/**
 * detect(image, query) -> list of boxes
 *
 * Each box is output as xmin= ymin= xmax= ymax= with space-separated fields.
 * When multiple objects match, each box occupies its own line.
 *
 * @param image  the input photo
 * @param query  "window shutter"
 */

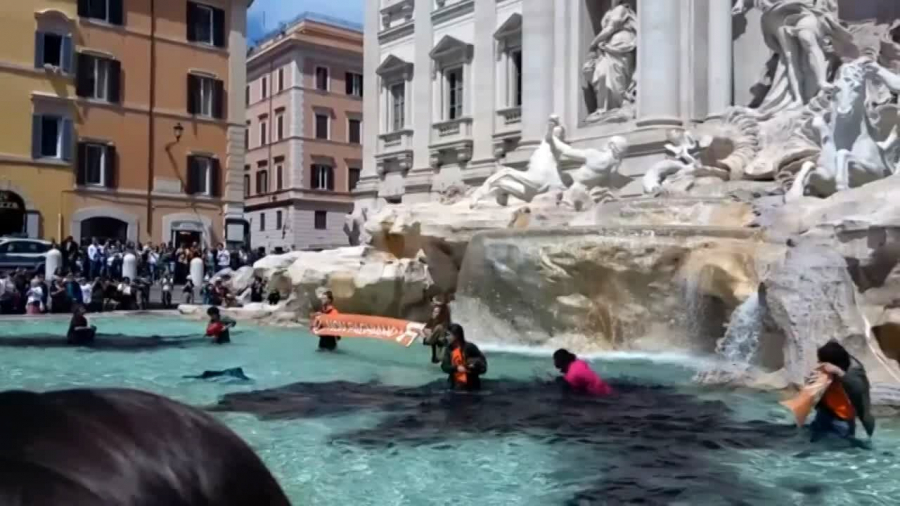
xmin=108 ymin=59 xmax=122 ymax=103
xmin=34 ymin=33 xmax=44 ymax=68
xmin=213 ymin=79 xmax=225 ymax=119
xmin=105 ymin=145 xmax=117 ymax=188
xmin=310 ymin=165 xmax=316 ymax=189
xmin=187 ymin=74 xmax=198 ymax=114
xmin=76 ymin=53 xmax=91 ymax=97
xmin=31 ymin=115 xmax=42 ymax=159
xmin=186 ymin=2 xmax=197 ymax=42
xmin=61 ymin=119 xmax=74 ymax=161
xmin=213 ymin=8 xmax=226 ymax=48
xmin=61 ymin=36 xmax=74 ymax=74
xmin=109 ymin=0 xmax=124 ymax=26
xmin=77 ymin=0 xmax=89 ymax=17
xmin=359 ymin=75 xmax=363 ymax=96
xmin=186 ymin=156 xmax=198 ymax=194
xmin=76 ymin=142 xmax=87 ymax=185
xmin=210 ymin=158 xmax=221 ymax=197
xmin=327 ymin=167 xmax=334 ymax=191
xmin=345 ymin=73 xmax=352 ymax=95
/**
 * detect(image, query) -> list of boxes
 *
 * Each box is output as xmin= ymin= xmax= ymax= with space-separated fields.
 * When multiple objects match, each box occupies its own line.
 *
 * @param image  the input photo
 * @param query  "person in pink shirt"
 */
xmin=553 ymin=349 xmax=613 ymax=396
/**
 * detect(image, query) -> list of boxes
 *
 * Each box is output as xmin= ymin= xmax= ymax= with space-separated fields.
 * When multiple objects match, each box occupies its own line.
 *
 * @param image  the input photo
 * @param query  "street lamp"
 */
xmin=174 ymin=123 xmax=184 ymax=143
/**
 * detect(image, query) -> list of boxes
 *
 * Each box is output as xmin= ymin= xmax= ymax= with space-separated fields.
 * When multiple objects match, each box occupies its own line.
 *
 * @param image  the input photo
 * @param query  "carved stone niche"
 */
xmin=579 ymin=0 xmax=638 ymax=125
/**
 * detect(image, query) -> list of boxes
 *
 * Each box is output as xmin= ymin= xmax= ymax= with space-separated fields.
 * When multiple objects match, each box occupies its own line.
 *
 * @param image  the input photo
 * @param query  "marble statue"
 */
xmin=470 ymin=116 xmax=566 ymax=208
xmin=787 ymin=58 xmax=900 ymax=201
xmin=583 ymin=2 xmax=637 ymax=124
xmin=344 ymin=206 xmax=369 ymax=246
xmin=642 ymin=129 xmax=735 ymax=196
xmin=733 ymin=0 xmax=855 ymax=114
xmin=553 ymin=133 xmax=629 ymax=211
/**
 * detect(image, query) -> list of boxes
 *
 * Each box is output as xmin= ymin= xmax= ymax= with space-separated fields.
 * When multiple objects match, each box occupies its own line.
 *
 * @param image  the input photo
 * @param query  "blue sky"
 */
xmin=248 ymin=0 xmax=365 ymax=43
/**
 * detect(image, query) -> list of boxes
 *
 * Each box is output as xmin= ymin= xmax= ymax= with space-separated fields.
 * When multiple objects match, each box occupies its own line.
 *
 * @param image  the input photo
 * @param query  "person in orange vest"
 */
xmin=811 ymin=341 xmax=874 ymax=443
xmin=311 ymin=290 xmax=342 ymax=351
xmin=440 ymin=324 xmax=487 ymax=391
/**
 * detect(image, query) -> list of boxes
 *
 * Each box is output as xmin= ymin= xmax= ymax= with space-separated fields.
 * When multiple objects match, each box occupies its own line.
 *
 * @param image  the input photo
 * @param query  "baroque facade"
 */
xmin=0 ymin=0 xmax=252 ymax=247
xmin=245 ymin=13 xmax=363 ymax=253
xmin=358 ymin=0 xmax=900 ymax=208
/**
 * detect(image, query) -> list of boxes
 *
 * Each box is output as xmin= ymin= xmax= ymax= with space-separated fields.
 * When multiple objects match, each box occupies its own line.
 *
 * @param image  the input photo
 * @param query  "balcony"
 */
xmin=493 ymin=106 xmax=522 ymax=159
xmin=431 ymin=117 xmax=472 ymax=145
xmin=378 ymin=128 xmax=414 ymax=155
xmin=380 ymin=0 xmax=414 ymax=41
xmin=433 ymin=0 xmax=474 ymax=25
xmin=496 ymin=106 xmax=521 ymax=128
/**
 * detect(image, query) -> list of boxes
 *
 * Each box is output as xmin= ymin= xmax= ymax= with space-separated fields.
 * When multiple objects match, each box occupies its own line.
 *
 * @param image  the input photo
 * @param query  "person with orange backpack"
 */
xmin=440 ymin=324 xmax=487 ymax=391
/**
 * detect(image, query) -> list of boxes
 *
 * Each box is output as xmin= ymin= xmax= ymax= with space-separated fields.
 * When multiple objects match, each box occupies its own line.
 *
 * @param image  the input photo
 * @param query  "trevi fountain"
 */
xmin=199 ymin=2 xmax=900 ymax=404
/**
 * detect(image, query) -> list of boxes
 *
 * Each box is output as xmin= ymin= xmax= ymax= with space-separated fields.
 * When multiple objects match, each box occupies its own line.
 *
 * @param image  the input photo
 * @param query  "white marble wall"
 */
xmin=359 ymin=0 xmax=819 ymax=205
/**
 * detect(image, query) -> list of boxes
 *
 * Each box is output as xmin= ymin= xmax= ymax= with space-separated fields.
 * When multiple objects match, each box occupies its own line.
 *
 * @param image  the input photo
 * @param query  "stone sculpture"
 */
xmin=553 ymin=133 xmax=629 ymax=211
xmin=787 ymin=58 xmax=900 ymax=201
xmin=733 ymin=0 xmax=854 ymax=114
xmin=642 ymin=130 xmax=732 ymax=195
xmin=470 ymin=116 xmax=566 ymax=208
xmin=583 ymin=2 xmax=637 ymax=124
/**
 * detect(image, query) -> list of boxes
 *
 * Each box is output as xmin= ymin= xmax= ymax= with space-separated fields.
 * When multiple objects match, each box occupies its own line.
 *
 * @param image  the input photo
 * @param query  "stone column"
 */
xmin=357 ymin=0 xmax=382 ymax=203
xmin=470 ymin=0 xmax=496 ymax=163
xmin=411 ymin=0 xmax=434 ymax=173
xmin=635 ymin=0 xmax=682 ymax=127
xmin=520 ymin=0 xmax=554 ymax=146
xmin=707 ymin=0 xmax=733 ymax=118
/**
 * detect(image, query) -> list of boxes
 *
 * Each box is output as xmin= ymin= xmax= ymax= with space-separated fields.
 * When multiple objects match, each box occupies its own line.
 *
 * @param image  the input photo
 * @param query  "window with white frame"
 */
xmin=348 ymin=118 xmax=361 ymax=144
xmin=278 ymin=68 xmax=285 ymax=92
xmin=310 ymin=164 xmax=333 ymax=191
xmin=390 ymin=82 xmax=405 ymax=132
xmin=315 ymin=66 xmax=329 ymax=91
xmin=261 ymin=76 xmax=268 ymax=99
xmin=260 ymin=119 xmax=268 ymax=146
xmin=187 ymin=2 xmax=224 ymax=47
xmin=345 ymin=72 xmax=363 ymax=97
xmin=256 ymin=169 xmax=268 ymax=195
xmin=36 ymin=31 xmax=73 ymax=71
xmin=315 ymin=113 xmax=329 ymax=140
xmin=445 ymin=67 xmax=464 ymax=120
xmin=78 ymin=54 xmax=112 ymax=101
xmin=276 ymin=113 xmax=285 ymax=141
xmin=34 ymin=114 xmax=72 ymax=160
xmin=510 ymin=49 xmax=523 ymax=107
xmin=243 ymin=174 xmax=250 ymax=197
xmin=314 ymin=211 xmax=327 ymax=230
xmin=84 ymin=143 xmax=107 ymax=186
xmin=275 ymin=162 xmax=284 ymax=190
xmin=191 ymin=156 xmax=212 ymax=195
xmin=187 ymin=75 xmax=219 ymax=117
xmin=80 ymin=0 xmax=124 ymax=25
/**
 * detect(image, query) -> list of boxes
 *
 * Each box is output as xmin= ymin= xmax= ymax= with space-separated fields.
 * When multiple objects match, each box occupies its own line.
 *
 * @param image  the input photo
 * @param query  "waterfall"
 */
xmin=716 ymin=292 xmax=763 ymax=367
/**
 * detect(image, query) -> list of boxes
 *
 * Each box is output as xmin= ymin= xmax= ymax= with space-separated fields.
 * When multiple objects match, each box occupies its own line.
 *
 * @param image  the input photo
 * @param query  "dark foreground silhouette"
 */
xmin=0 ymin=388 xmax=290 ymax=506
xmin=185 ymin=367 xmax=252 ymax=382
xmin=210 ymin=379 xmax=832 ymax=505
xmin=0 ymin=333 xmax=206 ymax=351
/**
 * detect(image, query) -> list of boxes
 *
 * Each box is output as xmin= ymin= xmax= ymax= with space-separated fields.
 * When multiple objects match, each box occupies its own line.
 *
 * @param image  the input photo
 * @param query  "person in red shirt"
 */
xmin=553 ymin=349 xmax=613 ymax=396
xmin=310 ymin=291 xmax=341 ymax=351
xmin=205 ymin=307 xmax=236 ymax=345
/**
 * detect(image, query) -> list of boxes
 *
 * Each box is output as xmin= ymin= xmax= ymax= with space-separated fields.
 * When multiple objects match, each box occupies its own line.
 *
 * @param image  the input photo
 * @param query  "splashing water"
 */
xmin=716 ymin=292 xmax=763 ymax=368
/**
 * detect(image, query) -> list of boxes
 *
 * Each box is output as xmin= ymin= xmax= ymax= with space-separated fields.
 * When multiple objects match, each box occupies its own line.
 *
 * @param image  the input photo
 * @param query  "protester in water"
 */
xmin=0 ymin=388 xmax=290 ymax=505
xmin=205 ymin=306 xmax=236 ymax=345
xmin=67 ymin=304 xmax=96 ymax=345
xmin=441 ymin=324 xmax=487 ymax=391
xmin=553 ymin=349 xmax=613 ymax=396
xmin=311 ymin=290 xmax=342 ymax=351
xmin=422 ymin=296 xmax=451 ymax=364
xmin=810 ymin=341 xmax=875 ymax=442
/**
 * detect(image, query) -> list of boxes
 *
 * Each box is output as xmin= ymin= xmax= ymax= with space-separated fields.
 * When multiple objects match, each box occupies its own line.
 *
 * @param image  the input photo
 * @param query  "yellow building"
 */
xmin=0 ymin=0 xmax=78 ymax=239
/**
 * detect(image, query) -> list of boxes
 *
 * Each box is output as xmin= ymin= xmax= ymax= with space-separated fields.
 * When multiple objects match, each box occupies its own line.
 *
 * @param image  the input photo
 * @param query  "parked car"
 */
xmin=0 ymin=237 xmax=51 ymax=273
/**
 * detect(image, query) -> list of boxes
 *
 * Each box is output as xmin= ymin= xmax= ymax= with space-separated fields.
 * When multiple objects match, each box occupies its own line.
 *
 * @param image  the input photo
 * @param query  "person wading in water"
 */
xmin=311 ymin=290 xmax=342 ymax=351
xmin=421 ymin=296 xmax=451 ymax=364
xmin=441 ymin=324 xmax=487 ymax=391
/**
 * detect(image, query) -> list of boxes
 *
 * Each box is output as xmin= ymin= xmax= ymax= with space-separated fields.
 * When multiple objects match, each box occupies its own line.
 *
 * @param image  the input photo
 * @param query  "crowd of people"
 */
xmin=0 ymin=237 xmax=263 ymax=315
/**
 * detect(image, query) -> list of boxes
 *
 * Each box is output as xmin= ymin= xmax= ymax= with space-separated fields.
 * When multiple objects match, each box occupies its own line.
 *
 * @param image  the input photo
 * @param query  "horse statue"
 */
xmin=470 ymin=116 xmax=567 ymax=208
xmin=787 ymin=58 xmax=900 ymax=201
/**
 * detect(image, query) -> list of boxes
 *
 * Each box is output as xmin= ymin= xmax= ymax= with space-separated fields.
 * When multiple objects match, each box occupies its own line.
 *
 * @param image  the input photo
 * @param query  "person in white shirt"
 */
xmin=148 ymin=248 xmax=160 ymax=281
xmin=216 ymin=244 xmax=231 ymax=273
xmin=87 ymin=239 xmax=100 ymax=279
xmin=161 ymin=275 xmax=173 ymax=308
xmin=26 ymin=280 xmax=44 ymax=315
xmin=80 ymin=279 xmax=93 ymax=310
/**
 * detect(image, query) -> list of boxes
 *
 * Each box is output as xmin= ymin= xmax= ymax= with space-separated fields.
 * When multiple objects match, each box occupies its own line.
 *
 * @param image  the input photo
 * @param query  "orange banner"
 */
xmin=311 ymin=313 xmax=426 ymax=347
xmin=780 ymin=371 xmax=832 ymax=427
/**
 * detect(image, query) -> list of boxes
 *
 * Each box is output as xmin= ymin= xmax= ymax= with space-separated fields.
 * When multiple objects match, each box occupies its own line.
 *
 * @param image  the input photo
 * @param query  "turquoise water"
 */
xmin=1 ymin=315 xmax=899 ymax=505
